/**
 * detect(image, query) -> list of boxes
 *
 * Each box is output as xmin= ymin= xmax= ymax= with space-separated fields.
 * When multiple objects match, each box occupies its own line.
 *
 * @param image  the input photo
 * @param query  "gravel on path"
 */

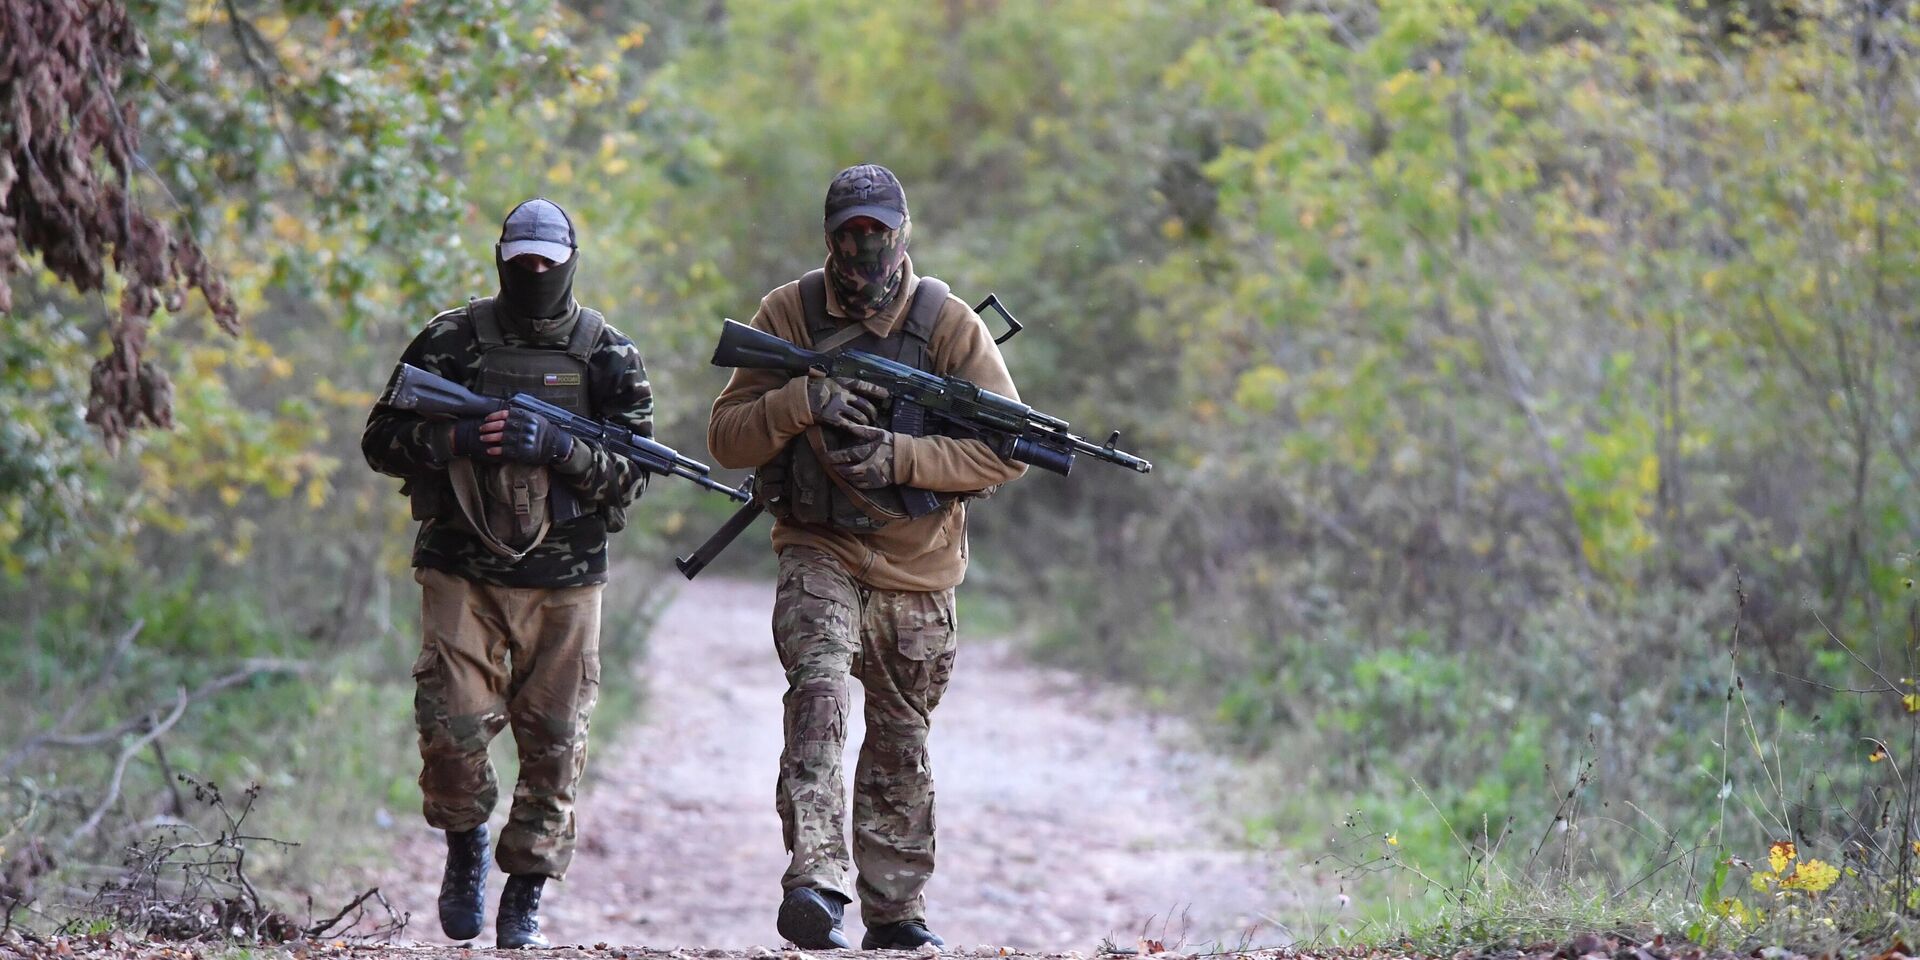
xmin=376 ymin=576 xmax=1295 ymax=954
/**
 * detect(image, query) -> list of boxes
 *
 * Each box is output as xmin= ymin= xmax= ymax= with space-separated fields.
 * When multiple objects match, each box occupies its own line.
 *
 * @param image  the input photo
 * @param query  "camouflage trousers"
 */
xmin=411 ymin=566 xmax=603 ymax=880
xmin=773 ymin=547 xmax=958 ymax=926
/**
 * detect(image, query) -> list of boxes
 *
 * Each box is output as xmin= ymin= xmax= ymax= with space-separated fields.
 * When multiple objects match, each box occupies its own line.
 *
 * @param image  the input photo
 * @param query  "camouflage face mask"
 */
xmin=825 ymin=219 xmax=910 ymax=320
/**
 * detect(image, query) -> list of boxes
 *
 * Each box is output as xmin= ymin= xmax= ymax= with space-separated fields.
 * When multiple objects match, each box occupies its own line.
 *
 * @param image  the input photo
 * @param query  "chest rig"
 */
xmin=760 ymin=270 xmax=955 ymax=531
xmin=411 ymin=297 xmax=606 ymax=559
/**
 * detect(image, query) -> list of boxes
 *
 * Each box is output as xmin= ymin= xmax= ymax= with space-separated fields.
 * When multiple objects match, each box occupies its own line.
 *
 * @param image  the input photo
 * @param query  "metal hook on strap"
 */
xmin=973 ymin=294 xmax=1023 ymax=345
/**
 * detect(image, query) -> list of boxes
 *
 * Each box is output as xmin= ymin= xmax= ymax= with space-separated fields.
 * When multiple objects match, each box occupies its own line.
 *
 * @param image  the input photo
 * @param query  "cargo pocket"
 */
xmin=773 ymin=556 xmax=858 ymax=669
xmin=893 ymin=589 xmax=956 ymax=659
xmin=577 ymin=646 xmax=603 ymax=724
xmin=893 ymin=591 xmax=957 ymax=708
xmin=410 ymin=643 xmax=442 ymax=681
xmin=410 ymin=644 xmax=449 ymax=742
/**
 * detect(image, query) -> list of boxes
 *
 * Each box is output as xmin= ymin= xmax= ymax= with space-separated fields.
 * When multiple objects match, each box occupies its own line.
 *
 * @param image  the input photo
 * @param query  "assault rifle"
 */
xmin=675 ymin=309 xmax=1151 ymax=579
xmin=382 ymin=363 xmax=750 ymax=503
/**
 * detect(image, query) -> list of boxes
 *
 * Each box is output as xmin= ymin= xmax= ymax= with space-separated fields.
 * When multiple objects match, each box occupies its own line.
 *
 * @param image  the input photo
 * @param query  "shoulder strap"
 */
xmin=799 ymin=269 xmax=870 ymax=355
xmin=801 ymin=271 xmax=945 ymax=352
xmin=798 ymin=269 xmax=831 ymax=343
xmin=565 ymin=307 xmax=604 ymax=362
xmin=467 ymin=297 xmax=506 ymax=350
xmin=901 ymin=277 xmax=948 ymax=345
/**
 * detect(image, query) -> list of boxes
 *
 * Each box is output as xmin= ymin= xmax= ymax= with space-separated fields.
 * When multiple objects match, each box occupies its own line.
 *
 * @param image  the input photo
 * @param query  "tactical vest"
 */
xmin=407 ymin=297 xmax=612 ymax=558
xmin=759 ymin=270 xmax=956 ymax=531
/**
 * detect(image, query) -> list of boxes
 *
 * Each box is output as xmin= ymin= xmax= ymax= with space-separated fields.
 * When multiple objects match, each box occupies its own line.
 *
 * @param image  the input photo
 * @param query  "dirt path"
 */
xmin=378 ymin=576 xmax=1293 ymax=953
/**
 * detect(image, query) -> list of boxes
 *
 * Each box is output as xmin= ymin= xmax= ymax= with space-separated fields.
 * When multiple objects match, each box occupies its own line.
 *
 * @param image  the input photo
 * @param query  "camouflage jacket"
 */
xmin=362 ymin=302 xmax=654 ymax=588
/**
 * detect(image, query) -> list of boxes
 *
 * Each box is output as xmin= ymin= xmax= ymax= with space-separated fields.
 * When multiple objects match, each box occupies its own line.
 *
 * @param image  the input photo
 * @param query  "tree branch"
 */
xmin=0 ymin=620 xmax=144 ymax=778
xmin=62 ymin=688 xmax=190 ymax=851
xmin=6 ymin=659 xmax=309 ymax=766
xmin=220 ymin=0 xmax=314 ymax=192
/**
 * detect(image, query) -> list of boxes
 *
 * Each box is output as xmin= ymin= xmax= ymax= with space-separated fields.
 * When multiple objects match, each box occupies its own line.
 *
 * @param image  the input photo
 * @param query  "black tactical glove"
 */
xmin=828 ymin=422 xmax=897 ymax=489
xmin=808 ymin=376 xmax=889 ymax=430
xmin=436 ymin=416 xmax=498 ymax=463
xmin=497 ymin=408 xmax=575 ymax=465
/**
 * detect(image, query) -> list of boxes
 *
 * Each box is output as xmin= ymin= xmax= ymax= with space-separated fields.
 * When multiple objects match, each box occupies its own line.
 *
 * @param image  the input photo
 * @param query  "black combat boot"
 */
xmin=776 ymin=887 xmax=851 ymax=950
xmin=496 ymin=874 xmax=550 ymax=949
xmin=437 ymin=825 xmax=489 ymax=941
xmin=863 ymin=920 xmax=945 ymax=952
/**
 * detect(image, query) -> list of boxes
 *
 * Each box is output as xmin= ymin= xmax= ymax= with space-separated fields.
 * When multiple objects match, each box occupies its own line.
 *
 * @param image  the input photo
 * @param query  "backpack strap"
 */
xmin=798 ymin=269 xmax=832 ymax=344
xmin=564 ymin=307 xmax=605 ymax=362
xmin=801 ymin=270 xmax=946 ymax=354
xmin=888 ymin=276 xmax=948 ymax=373
xmin=894 ymin=277 xmax=954 ymax=519
xmin=900 ymin=277 xmax=948 ymax=346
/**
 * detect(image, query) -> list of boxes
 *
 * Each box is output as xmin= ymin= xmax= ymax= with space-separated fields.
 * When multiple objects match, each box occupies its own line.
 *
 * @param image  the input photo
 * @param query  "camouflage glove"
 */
xmin=497 ymin=408 xmax=575 ymax=465
xmin=828 ymin=422 xmax=896 ymax=489
xmin=808 ymin=376 xmax=889 ymax=430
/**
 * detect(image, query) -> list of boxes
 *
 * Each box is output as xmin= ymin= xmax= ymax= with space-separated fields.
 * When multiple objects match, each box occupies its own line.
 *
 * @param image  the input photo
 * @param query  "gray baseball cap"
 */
xmin=824 ymin=164 xmax=908 ymax=232
xmin=497 ymin=198 xmax=576 ymax=264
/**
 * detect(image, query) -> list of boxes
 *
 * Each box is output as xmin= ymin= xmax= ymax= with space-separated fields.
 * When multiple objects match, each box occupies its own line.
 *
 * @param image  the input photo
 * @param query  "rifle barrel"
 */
xmin=1074 ymin=436 xmax=1153 ymax=473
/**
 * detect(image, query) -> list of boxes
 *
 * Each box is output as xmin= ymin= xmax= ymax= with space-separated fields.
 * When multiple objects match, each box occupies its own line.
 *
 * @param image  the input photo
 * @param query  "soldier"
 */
xmin=362 ymin=198 xmax=653 ymax=949
xmin=708 ymin=164 xmax=1027 ymax=951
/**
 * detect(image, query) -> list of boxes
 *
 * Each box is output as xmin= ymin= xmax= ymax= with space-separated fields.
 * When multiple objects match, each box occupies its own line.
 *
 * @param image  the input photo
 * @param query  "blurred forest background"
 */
xmin=9 ymin=0 xmax=1920 ymax=946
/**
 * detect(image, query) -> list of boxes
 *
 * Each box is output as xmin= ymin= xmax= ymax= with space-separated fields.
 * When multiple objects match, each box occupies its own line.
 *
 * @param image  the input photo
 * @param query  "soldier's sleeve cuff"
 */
xmin=891 ymin=432 xmax=919 ymax=486
xmin=423 ymin=422 xmax=454 ymax=468
xmin=554 ymin=437 xmax=595 ymax=475
xmin=768 ymin=376 xmax=814 ymax=436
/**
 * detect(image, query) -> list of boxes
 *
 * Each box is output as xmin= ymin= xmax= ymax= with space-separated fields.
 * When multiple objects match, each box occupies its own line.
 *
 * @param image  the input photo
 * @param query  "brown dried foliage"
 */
xmin=1 ymin=0 xmax=239 ymax=451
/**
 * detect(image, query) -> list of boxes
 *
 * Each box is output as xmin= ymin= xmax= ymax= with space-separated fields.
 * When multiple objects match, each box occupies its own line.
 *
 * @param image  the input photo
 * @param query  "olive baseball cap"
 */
xmin=824 ymin=164 xmax=908 ymax=231
xmin=497 ymin=197 xmax=576 ymax=264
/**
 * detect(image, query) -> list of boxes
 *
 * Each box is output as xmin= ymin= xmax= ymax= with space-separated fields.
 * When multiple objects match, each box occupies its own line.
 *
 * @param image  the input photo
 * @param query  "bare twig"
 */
xmin=1813 ymin=610 xmax=1904 ymax=698
xmin=18 ymin=659 xmax=309 ymax=754
xmin=220 ymin=0 xmax=314 ymax=192
xmin=63 ymin=688 xmax=189 ymax=851
xmin=1770 ymin=670 xmax=1900 ymax=695
xmin=82 ymin=48 xmax=135 ymax=254
xmin=306 ymin=888 xmax=382 ymax=939
xmin=149 ymin=739 xmax=185 ymax=817
xmin=1698 ymin=569 xmax=1746 ymax=898
xmin=1 ymin=620 xmax=144 ymax=777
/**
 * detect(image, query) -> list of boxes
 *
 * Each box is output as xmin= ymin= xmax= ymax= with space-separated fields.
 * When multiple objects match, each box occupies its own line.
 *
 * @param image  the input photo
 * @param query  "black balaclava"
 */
xmin=495 ymin=198 xmax=580 ymax=337
xmin=496 ymin=254 xmax=579 ymax=335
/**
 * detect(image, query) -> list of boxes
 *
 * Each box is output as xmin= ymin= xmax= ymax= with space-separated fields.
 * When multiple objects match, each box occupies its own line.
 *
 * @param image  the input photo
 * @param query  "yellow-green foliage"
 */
xmin=10 ymin=0 xmax=1920 ymax=937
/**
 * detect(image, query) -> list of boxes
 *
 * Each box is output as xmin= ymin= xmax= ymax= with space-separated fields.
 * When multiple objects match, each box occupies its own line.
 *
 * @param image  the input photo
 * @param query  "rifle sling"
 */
xmin=447 ymin=458 xmax=551 ymax=561
xmin=796 ymin=311 xmax=910 ymax=525
xmin=812 ymin=319 xmax=870 ymax=354
xmin=804 ymin=425 xmax=909 ymax=523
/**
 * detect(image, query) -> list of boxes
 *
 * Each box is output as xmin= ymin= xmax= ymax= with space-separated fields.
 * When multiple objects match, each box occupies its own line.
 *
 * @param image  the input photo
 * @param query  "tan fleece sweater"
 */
xmin=707 ymin=260 xmax=1027 ymax=591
